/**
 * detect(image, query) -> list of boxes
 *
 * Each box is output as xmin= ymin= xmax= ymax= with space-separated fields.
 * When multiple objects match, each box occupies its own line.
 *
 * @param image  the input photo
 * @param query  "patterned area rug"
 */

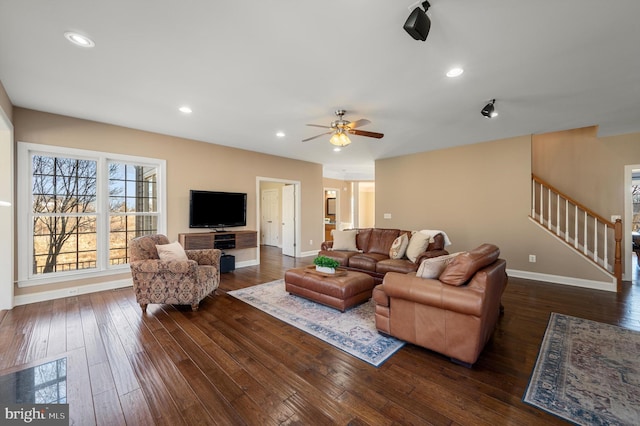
xmin=227 ymin=279 xmax=404 ymax=367
xmin=524 ymin=312 xmax=640 ymax=425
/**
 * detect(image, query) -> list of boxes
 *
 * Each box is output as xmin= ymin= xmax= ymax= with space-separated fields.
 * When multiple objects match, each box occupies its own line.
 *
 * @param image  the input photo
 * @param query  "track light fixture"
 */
xmin=404 ymin=1 xmax=431 ymax=41
xmin=481 ymin=99 xmax=498 ymax=118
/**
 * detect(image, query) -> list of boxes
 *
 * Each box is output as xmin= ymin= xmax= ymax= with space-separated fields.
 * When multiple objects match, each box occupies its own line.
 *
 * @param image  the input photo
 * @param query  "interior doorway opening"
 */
xmin=257 ymin=177 xmax=301 ymax=260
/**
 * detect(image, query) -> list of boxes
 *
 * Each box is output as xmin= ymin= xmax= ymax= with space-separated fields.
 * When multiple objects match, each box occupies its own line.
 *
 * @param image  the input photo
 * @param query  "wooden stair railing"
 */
xmin=531 ymin=174 xmax=622 ymax=290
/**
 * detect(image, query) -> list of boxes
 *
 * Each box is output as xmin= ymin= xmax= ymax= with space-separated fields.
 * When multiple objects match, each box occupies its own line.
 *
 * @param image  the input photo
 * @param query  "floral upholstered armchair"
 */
xmin=129 ymin=234 xmax=221 ymax=313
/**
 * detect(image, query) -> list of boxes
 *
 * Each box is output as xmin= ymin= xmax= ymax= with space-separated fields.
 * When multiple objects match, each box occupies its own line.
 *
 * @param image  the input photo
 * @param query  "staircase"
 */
xmin=531 ymin=174 xmax=622 ymax=290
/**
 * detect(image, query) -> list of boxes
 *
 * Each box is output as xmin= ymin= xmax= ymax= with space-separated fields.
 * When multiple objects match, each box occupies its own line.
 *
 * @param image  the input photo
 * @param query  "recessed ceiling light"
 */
xmin=446 ymin=67 xmax=464 ymax=78
xmin=333 ymin=147 xmax=341 ymax=152
xmin=276 ymin=131 xmax=285 ymax=138
xmin=64 ymin=31 xmax=95 ymax=48
xmin=179 ymin=106 xmax=192 ymax=114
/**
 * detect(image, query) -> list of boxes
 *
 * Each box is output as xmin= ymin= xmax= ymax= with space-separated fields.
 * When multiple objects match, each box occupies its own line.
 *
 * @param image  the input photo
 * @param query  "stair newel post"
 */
xmin=614 ymin=218 xmax=622 ymax=291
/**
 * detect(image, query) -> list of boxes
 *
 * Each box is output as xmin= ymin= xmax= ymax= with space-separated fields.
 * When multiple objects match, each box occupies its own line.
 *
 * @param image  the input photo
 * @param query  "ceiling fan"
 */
xmin=302 ymin=110 xmax=384 ymax=147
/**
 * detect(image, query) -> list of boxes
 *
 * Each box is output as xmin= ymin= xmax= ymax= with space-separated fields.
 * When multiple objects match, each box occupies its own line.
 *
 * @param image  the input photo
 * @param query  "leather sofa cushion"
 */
xmin=367 ymin=229 xmax=401 ymax=255
xmin=439 ymin=243 xmax=500 ymax=286
xmin=376 ymin=258 xmax=419 ymax=275
xmin=356 ymin=229 xmax=372 ymax=251
xmin=349 ymin=253 xmax=389 ymax=272
xmin=316 ymin=250 xmax=359 ymax=267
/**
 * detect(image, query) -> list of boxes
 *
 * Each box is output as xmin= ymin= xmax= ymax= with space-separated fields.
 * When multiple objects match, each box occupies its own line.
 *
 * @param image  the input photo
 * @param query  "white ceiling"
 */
xmin=1 ymin=1 xmax=639 ymax=180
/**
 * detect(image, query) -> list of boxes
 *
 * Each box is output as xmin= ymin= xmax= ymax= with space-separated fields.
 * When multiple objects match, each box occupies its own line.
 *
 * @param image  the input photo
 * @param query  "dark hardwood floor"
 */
xmin=1 ymin=247 xmax=639 ymax=425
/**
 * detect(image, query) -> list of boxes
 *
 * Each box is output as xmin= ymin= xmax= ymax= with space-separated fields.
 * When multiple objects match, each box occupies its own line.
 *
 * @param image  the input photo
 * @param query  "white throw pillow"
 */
xmin=405 ymin=232 xmax=430 ymax=262
xmin=332 ymin=230 xmax=358 ymax=251
xmin=156 ymin=241 xmax=188 ymax=261
xmin=416 ymin=252 xmax=462 ymax=279
xmin=389 ymin=233 xmax=409 ymax=259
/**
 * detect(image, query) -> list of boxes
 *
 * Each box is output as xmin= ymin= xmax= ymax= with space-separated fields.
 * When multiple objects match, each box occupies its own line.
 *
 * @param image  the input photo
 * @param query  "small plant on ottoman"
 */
xmin=313 ymin=255 xmax=340 ymax=274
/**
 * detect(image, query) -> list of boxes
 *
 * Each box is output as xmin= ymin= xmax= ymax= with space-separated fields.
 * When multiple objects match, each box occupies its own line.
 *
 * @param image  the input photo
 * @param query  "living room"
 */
xmin=1 ymin=1 xmax=640 ymax=424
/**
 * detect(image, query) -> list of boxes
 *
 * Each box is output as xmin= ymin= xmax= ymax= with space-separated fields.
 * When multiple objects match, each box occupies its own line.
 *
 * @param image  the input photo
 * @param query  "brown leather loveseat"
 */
xmin=318 ymin=228 xmax=449 ymax=284
xmin=373 ymin=243 xmax=508 ymax=366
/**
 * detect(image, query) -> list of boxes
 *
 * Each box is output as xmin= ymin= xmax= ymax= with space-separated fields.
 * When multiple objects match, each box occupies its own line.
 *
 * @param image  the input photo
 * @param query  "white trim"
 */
xmin=0 ymin=106 xmax=14 ymax=310
xmin=236 ymin=259 xmax=259 ymax=268
xmin=17 ymin=142 xmax=167 ymax=286
xmin=300 ymin=250 xmax=319 ymax=258
xmin=13 ymin=278 xmax=133 ymax=306
xmin=507 ymin=268 xmax=617 ymax=292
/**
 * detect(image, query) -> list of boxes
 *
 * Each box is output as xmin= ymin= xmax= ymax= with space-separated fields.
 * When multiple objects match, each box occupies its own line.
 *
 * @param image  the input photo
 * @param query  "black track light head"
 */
xmin=481 ymin=99 xmax=498 ymax=118
xmin=404 ymin=1 xmax=431 ymax=41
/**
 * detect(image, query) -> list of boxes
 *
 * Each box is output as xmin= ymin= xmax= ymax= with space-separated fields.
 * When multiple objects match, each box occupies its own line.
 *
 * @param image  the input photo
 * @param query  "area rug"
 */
xmin=227 ymin=279 xmax=404 ymax=367
xmin=523 ymin=312 xmax=640 ymax=425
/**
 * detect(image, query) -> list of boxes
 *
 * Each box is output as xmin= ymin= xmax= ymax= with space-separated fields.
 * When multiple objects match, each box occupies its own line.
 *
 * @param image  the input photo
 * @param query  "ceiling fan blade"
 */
xmin=306 ymin=124 xmax=331 ymax=129
xmin=348 ymin=129 xmax=384 ymax=139
xmin=347 ymin=119 xmax=371 ymax=129
xmin=302 ymin=131 xmax=332 ymax=142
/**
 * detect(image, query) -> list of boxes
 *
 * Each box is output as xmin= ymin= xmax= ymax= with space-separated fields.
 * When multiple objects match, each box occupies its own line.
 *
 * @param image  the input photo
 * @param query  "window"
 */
xmin=18 ymin=143 xmax=166 ymax=286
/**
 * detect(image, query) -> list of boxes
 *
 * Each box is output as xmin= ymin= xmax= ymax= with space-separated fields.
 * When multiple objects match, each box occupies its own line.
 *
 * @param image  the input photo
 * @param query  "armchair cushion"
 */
xmin=439 ymin=243 xmax=500 ymax=286
xmin=156 ymin=241 xmax=188 ymax=261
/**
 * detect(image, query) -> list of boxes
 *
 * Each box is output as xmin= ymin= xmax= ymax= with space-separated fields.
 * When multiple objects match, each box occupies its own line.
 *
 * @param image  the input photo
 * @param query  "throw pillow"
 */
xmin=416 ymin=253 xmax=461 ymax=279
xmin=389 ymin=233 xmax=409 ymax=259
xmin=331 ymin=230 xmax=358 ymax=251
xmin=156 ymin=241 xmax=188 ymax=261
xmin=405 ymin=232 xmax=430 ymax=262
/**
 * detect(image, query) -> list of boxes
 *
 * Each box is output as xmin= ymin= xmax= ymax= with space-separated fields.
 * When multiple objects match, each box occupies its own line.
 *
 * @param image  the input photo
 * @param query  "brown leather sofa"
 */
xmin=318 ymin=228 xmax=449 ymax=284
xmin=373 ymin=243 xmax=508 ymax=366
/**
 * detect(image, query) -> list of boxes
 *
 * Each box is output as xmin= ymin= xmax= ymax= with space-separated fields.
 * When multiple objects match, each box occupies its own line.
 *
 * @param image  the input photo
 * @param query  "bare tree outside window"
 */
xmin=32 ymin=155 xmax=98 ymax=274
xmin=31 ymin=155 xmax=159 ymax=275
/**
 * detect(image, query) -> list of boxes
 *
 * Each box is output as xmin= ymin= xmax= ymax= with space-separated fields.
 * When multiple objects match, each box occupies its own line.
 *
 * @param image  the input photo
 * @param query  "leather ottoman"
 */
xmin=284 ymin=266 xmax=375 ymax=312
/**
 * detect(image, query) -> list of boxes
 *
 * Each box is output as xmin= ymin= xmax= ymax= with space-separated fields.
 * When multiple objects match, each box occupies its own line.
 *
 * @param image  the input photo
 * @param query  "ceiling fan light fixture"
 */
xmin=481 ymin=99 xmax=498 ymax=118
xmin=330 ymin=131 xmax=351 ymax=147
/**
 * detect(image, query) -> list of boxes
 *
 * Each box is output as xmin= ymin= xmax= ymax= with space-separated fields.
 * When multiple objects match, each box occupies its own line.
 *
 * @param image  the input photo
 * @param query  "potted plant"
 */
xmin=313 ymin=255 xmax=340 ymax=274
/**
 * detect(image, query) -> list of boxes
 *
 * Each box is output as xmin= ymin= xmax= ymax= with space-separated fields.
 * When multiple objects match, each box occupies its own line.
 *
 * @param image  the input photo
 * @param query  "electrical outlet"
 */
xmin=611 ymin=215 xmax=622 ymax=222
xmin=529 ymin=254 xmax=537 ymax=263
xmin=309 ymin=239 xmax=313 ymax=245
xmin=383 ymin=213 xmax=392 ymax=219
xmin=67 ymin=288 xmax=79 ymax=295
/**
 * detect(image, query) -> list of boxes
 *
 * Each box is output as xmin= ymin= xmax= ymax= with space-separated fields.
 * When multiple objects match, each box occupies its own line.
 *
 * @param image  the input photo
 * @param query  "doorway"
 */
xmin=625 ymin=165 xmax=640 ymax=283
xmin=257 ymin=177 xmax=301 ymax=259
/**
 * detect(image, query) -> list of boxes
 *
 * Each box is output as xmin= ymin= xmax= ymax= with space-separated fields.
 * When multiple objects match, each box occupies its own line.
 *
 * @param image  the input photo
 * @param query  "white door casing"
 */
xmin=282 ymin=184 xmax=295 ymax=257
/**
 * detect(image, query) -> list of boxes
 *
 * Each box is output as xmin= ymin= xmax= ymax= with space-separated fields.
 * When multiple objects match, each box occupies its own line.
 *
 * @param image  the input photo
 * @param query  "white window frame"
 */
xmin=17 ymin=142 xmax=167 ymax=287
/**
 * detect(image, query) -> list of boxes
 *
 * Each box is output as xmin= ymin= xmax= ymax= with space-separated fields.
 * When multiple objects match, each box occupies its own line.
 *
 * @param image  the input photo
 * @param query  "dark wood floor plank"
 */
xmin=2 ymin=246 xmax=637 ymax=425
xmin=46 ymin=297 xmax=67 ymax=357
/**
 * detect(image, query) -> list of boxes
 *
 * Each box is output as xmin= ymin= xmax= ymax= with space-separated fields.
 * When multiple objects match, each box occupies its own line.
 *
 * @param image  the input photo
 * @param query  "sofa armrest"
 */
xmin=372 ymin=284 xmax=389 ymax=307
xmin=185 ymin=248 xmax=221 ymax=266
xmin=320 ymin=241 xmax=334 ymax=251
xmin=415 ymin=249 xmax=449 ymax=265
xmin=382 ymin=272 xmax=484 ymax=317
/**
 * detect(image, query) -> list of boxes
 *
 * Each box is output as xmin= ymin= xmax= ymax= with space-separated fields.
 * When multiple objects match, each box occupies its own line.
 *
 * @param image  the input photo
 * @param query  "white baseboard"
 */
xmin=13 ymin=278 xmax=133 ymax=306
xmin=236 ymin=259 xmax=259 ymax=268
xmin=300 ymin=250 xmax=320 ymax=258
xmin=506 ymin=268 xmax=617 ymax=292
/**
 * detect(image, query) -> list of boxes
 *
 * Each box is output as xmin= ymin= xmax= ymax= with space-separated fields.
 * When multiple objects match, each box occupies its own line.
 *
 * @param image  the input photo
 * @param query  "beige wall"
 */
xmin=376 ymin=134 xmax=612 ymax=283
xmin=13 ymin=108 xmax=324 ymax=296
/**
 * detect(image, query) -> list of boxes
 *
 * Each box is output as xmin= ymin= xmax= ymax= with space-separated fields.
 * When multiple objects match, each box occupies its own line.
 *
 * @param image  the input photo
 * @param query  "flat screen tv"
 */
xmin=189 ymin=190 xmax=247 ymax=229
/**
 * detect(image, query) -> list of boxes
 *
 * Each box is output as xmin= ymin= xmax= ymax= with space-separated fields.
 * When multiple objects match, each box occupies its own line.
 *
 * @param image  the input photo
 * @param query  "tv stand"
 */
xmin=179 ymin=230 xmax=257 ymax=251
